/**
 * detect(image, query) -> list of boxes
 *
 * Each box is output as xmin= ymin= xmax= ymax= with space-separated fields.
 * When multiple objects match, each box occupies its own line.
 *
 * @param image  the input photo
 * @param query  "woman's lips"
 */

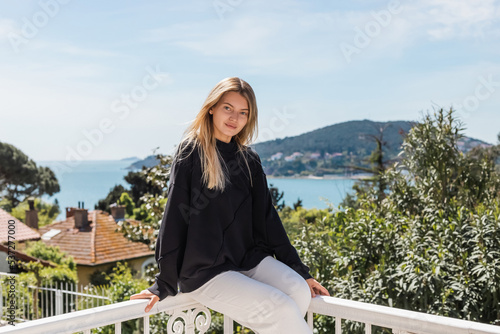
xmin=226 ymin=123 xmax=236 ymax=129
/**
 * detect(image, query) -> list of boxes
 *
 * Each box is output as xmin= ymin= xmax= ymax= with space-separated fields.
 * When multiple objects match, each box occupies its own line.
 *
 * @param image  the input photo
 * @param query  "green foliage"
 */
xmin=12 ymin=241 xmax=78 ymax=320
xmin=117 ymin=153 xmax=172 ymax=251
xmin=89 ymin=265 xmax=115 ymax=286
xmin=293 ymin=198 xmax=303 ymax=210
xmin=95 ymin=184 xmax=128 ymax=212
xmin=0 ymin=141 xmax=60 ymax=208
xmin=105 ymin=262 xmax=148 ymax=302
xmin=19 ymin=241 xmax=78 ymax=286
xmin=24 ymin=240 xmax=76 ymax=272
xmin=9 ymin=197 xmax=60 ymax=227
xmin=92 ymin=262 xmax=152 ymax=334
xmin=124 ymin=169 xmax=163 ymax=205
xmin=289 ymin=108 xmax=500 ymax=332
xmin=119 ymin=192 xmax=135 ymax=217
xmin=269 ymin=183 xmax=285 ymax=211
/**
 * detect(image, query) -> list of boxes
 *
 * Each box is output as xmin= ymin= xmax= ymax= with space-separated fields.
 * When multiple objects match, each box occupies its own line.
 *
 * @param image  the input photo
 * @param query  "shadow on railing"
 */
xmin=1 ymin=294 xmax=500 ymax=334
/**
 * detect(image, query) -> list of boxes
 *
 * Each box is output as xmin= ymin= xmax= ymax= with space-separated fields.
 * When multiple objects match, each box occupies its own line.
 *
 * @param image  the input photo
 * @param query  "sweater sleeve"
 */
xmin=147 ymin=154 xmax=192 ymax=301
xmin=250 ymin=152 xmax=313 ymax=280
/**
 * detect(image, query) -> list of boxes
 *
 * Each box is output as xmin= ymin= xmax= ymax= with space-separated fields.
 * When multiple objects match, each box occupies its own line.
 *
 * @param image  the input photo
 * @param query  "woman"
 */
xmin=131 ymin=77 xmax=329 ymax=333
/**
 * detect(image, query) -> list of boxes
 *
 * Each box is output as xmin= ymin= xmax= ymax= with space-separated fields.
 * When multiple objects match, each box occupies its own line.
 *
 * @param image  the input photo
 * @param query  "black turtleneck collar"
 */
xmin=216 ymin=137 xmax=237 ymax=153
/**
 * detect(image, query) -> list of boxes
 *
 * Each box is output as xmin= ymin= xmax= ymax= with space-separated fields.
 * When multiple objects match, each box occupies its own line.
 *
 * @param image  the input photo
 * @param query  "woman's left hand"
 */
xmin=306 ymin=278 xmax=330 ymax=298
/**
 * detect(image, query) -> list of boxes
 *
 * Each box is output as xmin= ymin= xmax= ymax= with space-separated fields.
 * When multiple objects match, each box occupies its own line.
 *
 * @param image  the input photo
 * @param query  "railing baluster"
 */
xmin=223 ymin=314 xmax=233 ymax=334
xmin=0 ymin=283 xmax=3 ymax=319
xmin=45 ymin=283 xmax=54 ymax=317
xmin=115 ymin=321 xmax=121 ymax=333
xmin=143 ymin=315 xmax=150 ymax=334
xmin=307 ymin=311 xmax=313 ymax=331
xmin=50 ymin=283 xmax=53 ymax=317
xmin=365 ymin=322 xmax=372 ymax=334
xmin=26 ymin=283 xmax=30 ymax=320
xmin=65 ymin=282 xmax=68 ymax=313
xmin=335 ymin=316 xmax=341 ymax=334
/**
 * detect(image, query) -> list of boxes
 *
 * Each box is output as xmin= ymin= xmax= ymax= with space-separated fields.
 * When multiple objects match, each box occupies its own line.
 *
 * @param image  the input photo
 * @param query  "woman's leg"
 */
xmin=241 ymin=256 xmax=312 ymax=316
xmin=187 ymin=269 xmax=312 ymax=334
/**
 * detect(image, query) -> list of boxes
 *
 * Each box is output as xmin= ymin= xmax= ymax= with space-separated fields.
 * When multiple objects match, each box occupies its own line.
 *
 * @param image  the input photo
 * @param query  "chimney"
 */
xmin=74 ymin=201 xmax=90 ymax=231
xmin=25 ymin=197 xmax=39 ymax=229
xmin=110 ymin=203 xmax=125 ymax=221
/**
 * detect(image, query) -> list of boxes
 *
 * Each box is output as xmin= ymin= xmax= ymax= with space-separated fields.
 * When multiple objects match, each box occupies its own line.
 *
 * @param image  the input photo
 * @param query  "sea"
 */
xmin=38 ymin=160 xmax=357 ymax=221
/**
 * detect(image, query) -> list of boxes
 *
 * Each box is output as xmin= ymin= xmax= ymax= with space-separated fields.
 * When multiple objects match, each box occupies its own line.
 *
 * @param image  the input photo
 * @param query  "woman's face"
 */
xmin=210 ymin=91 xmax=249 ymax=143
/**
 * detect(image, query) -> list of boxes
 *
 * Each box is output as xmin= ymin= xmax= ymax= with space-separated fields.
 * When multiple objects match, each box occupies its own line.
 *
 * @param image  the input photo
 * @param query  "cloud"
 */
xmin=414 ymin=0 xmax=500 ymax=40
xmin=58 ymin=45 xmax=123 ymax=58
xmin=0 ymin=18 xmax=19 ymax=41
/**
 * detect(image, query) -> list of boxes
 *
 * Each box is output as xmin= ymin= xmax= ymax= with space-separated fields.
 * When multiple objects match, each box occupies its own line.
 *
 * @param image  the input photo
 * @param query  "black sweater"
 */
xmin=147 ymin=137 xmax=312 ymax=301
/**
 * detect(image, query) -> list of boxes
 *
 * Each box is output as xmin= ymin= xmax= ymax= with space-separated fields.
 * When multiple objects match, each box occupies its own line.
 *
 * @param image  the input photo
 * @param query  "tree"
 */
xmin=293 ymin=198 xmax=303 ymax=210
xmin=292 ymin=108 xmax=500 ymax=332
xmin=269 ymin=183 xmax=285 ymax=211
xmin=393 ymin=108 xmax=500 ymax=212
xmin=343 ymin=124 xmax=404 ymax=207
xmin=95 ymin=161 xmax=165 ymax=214
xmin=118 ymin=192 xmax=135 ymax=217
xmin=124 ymin=169 xmax=163 ymax=206
xmin=17 ymin=241 xmax=78 ymax=319
xmin=10 ymin=197 xmax=60 ymax=227
xmin=0 ymin=142 xmax=60 ymax=208
xmin=95 ymin=184 xmax=128 ymax=212
xmin=117 ymin=153 xmax=172 ymax=248
xmin=467 ymin=132 xmax=500 ymax=174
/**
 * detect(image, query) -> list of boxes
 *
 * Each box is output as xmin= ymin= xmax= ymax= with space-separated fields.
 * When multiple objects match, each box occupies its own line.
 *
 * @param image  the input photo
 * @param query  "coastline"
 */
xmin=267 ymin=173 xmax=372 ymax=180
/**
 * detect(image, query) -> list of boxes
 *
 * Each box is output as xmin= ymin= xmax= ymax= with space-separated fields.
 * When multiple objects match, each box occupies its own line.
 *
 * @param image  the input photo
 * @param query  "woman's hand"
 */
xmin=130 ymin=289 xmax=160 ymax=313
xmin=306 ymin=278 xmax=330 ymax=298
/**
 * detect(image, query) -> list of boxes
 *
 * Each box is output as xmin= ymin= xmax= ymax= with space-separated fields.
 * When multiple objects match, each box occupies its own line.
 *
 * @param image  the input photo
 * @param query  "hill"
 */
xmin=126 ymin=120 xmax=492 ymax=176
xmin=252 ymin=120 xmax=413 ymax=160
xmin=250 ymin=120 xmax=491 ymax=177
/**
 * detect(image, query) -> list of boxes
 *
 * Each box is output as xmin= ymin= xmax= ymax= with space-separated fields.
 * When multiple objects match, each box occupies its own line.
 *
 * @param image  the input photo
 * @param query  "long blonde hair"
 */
xmin=175 ymin=77 xmax=259 ymax=191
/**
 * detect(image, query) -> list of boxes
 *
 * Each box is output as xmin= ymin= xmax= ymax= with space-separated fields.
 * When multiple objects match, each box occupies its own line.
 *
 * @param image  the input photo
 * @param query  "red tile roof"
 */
xmin=38 ymin=210 xmax=154 ymax=266
xmin=0 ymin=208 xmax=41 ymax=243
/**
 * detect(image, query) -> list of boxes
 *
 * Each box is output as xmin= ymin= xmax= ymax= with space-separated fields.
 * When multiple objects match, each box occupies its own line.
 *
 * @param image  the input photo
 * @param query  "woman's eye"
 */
xmin=240 ymin=112 xmax=247 ymax=116
xmin=224 ymin=106 xmax=231 ymax=111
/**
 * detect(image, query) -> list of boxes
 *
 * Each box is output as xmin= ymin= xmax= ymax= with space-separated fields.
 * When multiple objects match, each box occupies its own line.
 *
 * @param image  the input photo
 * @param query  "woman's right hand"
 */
xmin=130 ymin=289 xmax=160 ymax=313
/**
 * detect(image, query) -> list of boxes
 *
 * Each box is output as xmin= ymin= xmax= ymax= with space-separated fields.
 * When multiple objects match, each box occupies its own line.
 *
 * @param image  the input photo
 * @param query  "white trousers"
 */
xmin=186 ymin=256 xmax=313 ymax=334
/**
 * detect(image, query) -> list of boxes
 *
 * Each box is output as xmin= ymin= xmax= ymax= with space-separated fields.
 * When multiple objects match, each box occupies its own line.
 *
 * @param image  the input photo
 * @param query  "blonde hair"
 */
xmin=175 ymin=77 xmax=259 ymax=191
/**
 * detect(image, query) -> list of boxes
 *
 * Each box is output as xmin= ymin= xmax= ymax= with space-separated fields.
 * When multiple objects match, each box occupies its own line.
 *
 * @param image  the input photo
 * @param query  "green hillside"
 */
xmin=252 ymin=120 xmax=412 ymax=159
xmin=250 ymin=120 xmax=491 ymax=177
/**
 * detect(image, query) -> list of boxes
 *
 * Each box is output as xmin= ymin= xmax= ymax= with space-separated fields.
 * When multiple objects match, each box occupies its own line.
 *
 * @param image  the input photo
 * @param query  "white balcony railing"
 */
xmin=1 ymin=294 xmax=499 ymax=334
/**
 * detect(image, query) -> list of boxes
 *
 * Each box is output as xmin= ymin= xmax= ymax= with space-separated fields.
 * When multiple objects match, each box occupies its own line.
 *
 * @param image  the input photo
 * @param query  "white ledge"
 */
xmin=0 ymin=294 xmax=197 ymax=334
xmin=309 ymin=296 xmax=500 ymax=334
xmin=1 ymin=295 xmax=500 ymax=334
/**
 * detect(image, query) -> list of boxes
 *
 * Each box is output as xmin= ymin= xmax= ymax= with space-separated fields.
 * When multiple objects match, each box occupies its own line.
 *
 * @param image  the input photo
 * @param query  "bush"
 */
xmin=289 ymin=109 xmax=500 ymax=333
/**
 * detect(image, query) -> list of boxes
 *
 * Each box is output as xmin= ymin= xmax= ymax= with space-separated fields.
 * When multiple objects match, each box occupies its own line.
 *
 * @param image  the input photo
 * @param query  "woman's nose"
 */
xmin=229 ymin=111 xmax=239 ymax=120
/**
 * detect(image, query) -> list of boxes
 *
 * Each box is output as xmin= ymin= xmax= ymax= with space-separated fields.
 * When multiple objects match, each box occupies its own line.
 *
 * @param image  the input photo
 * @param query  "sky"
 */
xmin=1 ymin=0 xmax=499 ymax=164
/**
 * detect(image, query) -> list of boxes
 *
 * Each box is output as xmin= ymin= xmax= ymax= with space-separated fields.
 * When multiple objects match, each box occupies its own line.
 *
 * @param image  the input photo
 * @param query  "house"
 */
xmin=309 ymin=152 xmax=321 ymax=159
xmin=284 ymin=152 xmax=303 ymax=161
xmin=0 ymin=243 xmax=55 ymax=271
xmin=270 ymin=152 xmax=284 ymax=161
xmin=38 ymin=207 xmax=155 ymax=286
xmin=0 ymin=207 xmax=41 ymax=273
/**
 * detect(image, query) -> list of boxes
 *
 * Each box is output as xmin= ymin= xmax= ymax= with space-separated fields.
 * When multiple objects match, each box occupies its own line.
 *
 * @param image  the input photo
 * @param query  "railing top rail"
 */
xmin=1 ymin=295 xmax=499 ymax=334
xmin=23 ymin=285 xmax=111 ymax=299
xmin=0 ymin=293 xmax=197 ymax=334
xmin=309 ymin=296 xmax=500 ymax=334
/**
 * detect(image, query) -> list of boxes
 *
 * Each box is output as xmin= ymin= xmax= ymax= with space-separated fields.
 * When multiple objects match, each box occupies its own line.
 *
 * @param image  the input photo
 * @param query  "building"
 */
xmin=0 ymin=208 xmax=41 ymax=273
xmin=38 ymin=207 xmax=155 ymax=286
